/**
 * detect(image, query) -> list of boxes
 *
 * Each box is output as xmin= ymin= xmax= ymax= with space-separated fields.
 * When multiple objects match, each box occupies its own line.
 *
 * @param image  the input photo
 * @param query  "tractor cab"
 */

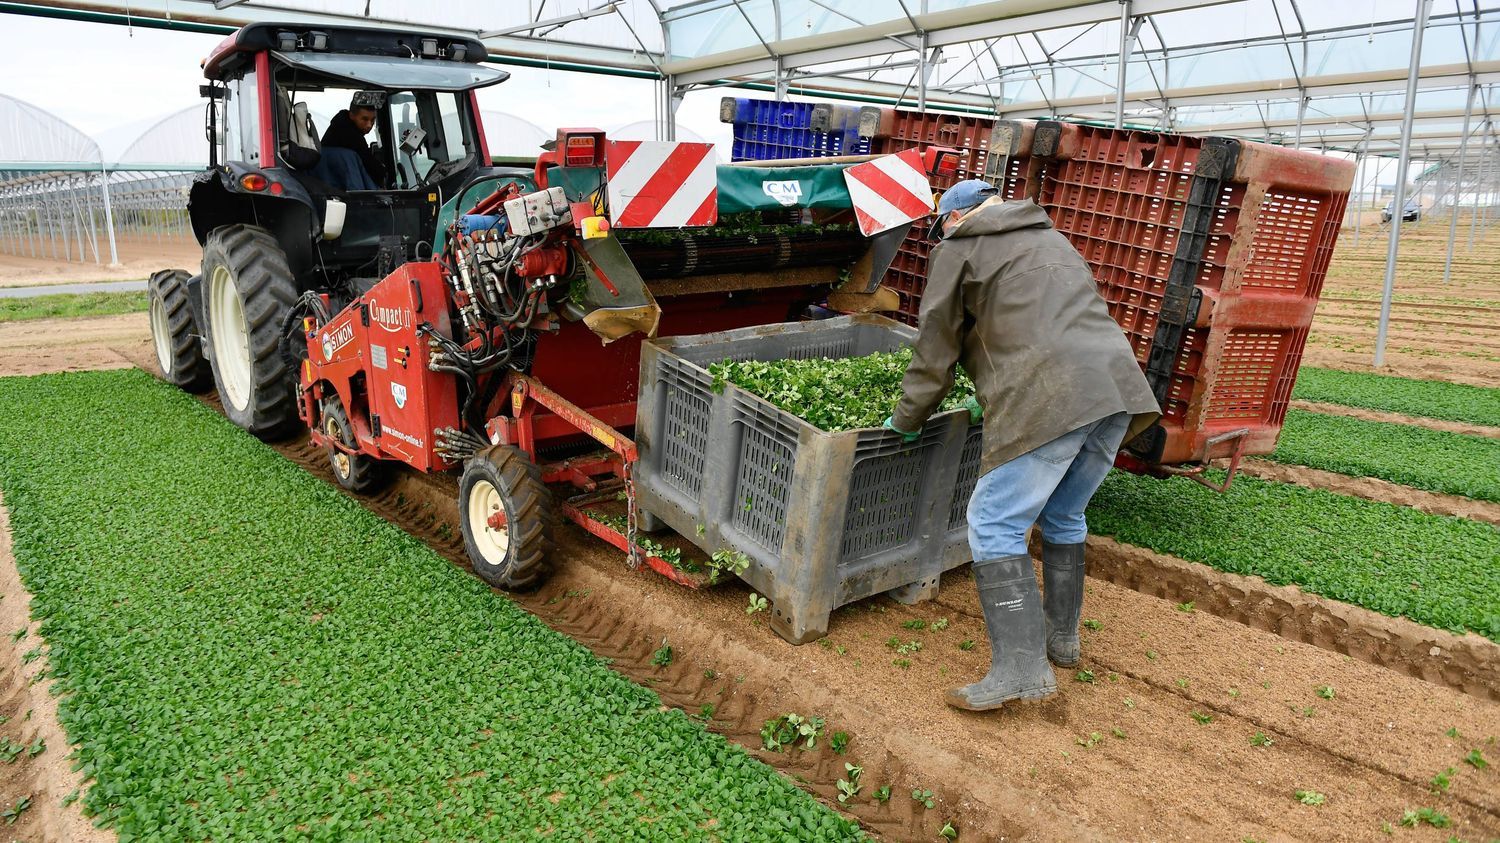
xmin=191 ymin=23 xmax=509 ymax=287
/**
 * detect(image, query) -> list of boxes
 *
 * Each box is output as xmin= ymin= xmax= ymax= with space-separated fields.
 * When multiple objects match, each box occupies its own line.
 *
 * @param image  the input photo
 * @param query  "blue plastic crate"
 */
xmin=721 ymin=97 xmax=873 ymax=161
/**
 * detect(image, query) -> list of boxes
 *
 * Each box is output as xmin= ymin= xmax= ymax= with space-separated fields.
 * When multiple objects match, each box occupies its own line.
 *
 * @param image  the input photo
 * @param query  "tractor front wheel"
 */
xmin=147 ymin=268 xmax=210 ymax=391
xmin=201 ymin=224 xmax=300 ymax=439
xmin=321 ymin=397 xmax=383 ymax=493
xmin=459 ymin=445 xmax=554 ymax=591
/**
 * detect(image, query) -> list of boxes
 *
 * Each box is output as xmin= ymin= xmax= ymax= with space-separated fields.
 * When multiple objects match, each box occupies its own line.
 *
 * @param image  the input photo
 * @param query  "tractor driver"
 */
xmin=320 ymin=91 xmax=389 ymax=189
xmin=883 ymin=180 xmax=1161 ymax=712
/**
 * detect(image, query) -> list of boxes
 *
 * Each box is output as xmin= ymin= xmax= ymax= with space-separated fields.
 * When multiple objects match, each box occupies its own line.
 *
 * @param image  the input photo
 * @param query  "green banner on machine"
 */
xmin=714 ymin=164 xmax=857 ymax=214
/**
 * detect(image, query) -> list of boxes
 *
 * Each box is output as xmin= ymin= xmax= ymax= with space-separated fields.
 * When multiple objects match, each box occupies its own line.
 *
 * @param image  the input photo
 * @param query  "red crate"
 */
xmin=1030 ymin=122 xmax=1353 ymax=464
xmin=861 ymin=116 xmax=1353 ymax=466
xmin=986 ymin=119 xmax=1046 ymax=202
xmin=868 ymin=108 xmax=996 ymax=190
xmin=870 ymin=116 xmax=1041 ymax=324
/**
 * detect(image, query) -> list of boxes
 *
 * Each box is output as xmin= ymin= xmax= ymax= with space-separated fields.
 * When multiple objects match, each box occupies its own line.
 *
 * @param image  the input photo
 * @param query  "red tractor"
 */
xmin=150 ymin=22 xmax=944 ymax=593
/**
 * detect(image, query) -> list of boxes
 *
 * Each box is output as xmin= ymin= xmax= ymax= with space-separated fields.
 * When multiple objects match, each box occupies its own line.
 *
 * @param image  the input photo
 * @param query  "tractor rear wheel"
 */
xmin=459 ymin=445 xmax=554 ymax=591
xmin=147 ymin=268 xmax=210 ymax=391
xmin=201 ymin=224 xmax=300 ymax=439
xmin=321 ymin=397 xmax=383 ymax=493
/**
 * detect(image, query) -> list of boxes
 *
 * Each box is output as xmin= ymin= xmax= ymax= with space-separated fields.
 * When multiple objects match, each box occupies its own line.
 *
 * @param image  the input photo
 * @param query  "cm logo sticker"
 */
xmin=762 ymin=180 xmax=804 ymax=207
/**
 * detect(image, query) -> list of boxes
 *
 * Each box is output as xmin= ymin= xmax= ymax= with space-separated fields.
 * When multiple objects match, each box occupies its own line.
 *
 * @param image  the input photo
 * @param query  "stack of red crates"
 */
xmin=1029 ymin=122 xmax=1352 ymax=464
xmin=868 ymin=115 xmax=1353 ymax=465
xmin=861 ymin=108 xmax=1044 ymax=327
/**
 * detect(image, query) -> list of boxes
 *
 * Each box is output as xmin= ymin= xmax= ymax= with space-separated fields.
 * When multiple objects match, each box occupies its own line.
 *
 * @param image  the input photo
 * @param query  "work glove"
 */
xmin=961 ymin=395 xmax=983 ymax=425
xmin=882 ymin=415 xmax=921 ymax=444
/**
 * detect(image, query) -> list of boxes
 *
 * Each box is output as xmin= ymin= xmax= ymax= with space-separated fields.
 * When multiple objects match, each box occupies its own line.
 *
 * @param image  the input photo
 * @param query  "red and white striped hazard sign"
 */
xmin=605 ymin=140 xmax=718 ymax=229
xmin=842 ymin=149 xmax=935 ymax=236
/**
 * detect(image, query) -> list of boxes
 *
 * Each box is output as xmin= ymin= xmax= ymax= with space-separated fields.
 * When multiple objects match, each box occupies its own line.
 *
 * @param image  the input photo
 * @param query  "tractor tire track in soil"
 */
xmin=1233 ymin=459 xmax=1500 ymax=526
xmin=1289 ymin=400 xmax=1500 ymax=439
xmin=157 ymin=367 xmax=1500 ymax=841
xmin=0 ymin=494 xmax=114 ymax=843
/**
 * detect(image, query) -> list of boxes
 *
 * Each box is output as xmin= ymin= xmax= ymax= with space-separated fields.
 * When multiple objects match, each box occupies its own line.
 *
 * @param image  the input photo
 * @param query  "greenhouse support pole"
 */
xmin=1374 ymin=0 xmax=1431 ymax=369
xmin=0 ymin=197 xmax=14 ymax=256
xmin=1114 ymin=0 xmax=1132 ymax=129
xmin=1482 ymin=131 xmax=1494 ymax=237
xmin=1470 ymin=121 xmax=1489 ymax=248
xmin=71 ymin=178 xmax=97 ymax=263
xmin=1353 ymin=131 xmax=1372 ymax=246
xmin=1294 ymin=94 xmax=1308 ymax=149
xmin=99 ymin=162 xmax=120 ymax=267
xmin=1444 ymin=82 xmax=1477 ymax=283
xmin=71 ymin=180 xmax=86 ymax=262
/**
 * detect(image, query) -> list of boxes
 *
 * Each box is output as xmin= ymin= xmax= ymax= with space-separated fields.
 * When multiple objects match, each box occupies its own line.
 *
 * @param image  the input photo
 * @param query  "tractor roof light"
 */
xmin=448 ymin=42 xmax=467 ymax=62
xmin=306 ymin=30 xmax=328 ymax=51
xmin=275 ymin=30 xmax=298 ymax=51
xmin=420 ymin=38 xmax=439 ymax=58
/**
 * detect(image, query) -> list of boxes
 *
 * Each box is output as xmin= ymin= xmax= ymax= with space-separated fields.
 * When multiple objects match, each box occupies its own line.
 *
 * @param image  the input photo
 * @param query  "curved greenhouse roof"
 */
xmin=4 ymin=0 xmax=1497 ymax=162
xmin=0 ymin=93 xmax=102 ymax=173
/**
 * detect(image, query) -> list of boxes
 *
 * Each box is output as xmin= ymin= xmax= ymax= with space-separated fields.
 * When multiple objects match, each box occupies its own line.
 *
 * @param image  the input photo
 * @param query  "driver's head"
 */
xmin=348 ymin=105 xmax=377 ymax=135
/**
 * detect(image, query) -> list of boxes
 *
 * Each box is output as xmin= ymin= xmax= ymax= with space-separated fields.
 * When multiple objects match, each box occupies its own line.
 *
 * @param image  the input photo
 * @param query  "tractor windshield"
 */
xmin=279 ymin=77 xmax=480 ymax=191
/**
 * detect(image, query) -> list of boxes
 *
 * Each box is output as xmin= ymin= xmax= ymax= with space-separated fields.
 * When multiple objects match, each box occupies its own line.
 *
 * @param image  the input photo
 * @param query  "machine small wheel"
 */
xmin=147 ymin=268 xmax=211 ymax=391
xmin=320 ymin=398 xmax=383 ymax=492
xmin=459 ymin=445 xmax=554 ymax=591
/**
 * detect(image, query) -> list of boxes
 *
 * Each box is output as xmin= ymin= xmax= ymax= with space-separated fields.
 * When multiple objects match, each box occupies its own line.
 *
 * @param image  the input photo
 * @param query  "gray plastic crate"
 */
xmin=634 ymin=314 xmax=983 ymax=644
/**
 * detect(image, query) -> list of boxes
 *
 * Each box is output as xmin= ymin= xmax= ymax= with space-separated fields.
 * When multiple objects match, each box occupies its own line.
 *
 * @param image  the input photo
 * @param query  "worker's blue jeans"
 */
xmin=966 ymin=412 xmax=1131 ymax=559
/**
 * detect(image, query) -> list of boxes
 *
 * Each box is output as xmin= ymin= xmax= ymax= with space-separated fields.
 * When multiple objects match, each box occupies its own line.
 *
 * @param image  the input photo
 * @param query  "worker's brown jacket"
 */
xmin=892 ymin=198 xmax=1160 ymax=473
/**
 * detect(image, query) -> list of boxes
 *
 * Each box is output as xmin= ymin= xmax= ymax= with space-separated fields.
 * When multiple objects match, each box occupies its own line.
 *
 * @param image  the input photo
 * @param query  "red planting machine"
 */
xmin=293 ymin=131 xmax=955 ymax=592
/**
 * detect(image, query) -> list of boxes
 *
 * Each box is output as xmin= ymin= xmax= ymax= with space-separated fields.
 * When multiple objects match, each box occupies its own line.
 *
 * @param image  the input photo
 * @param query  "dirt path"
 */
xmin=0 ymin=238 xmax=199 ymax=288
xmin=0 ymin=313 xmax=150 ymax=378
xmin=1306 ymin=219 xmax=1500 ymax=386
xmin=1297 ymin=346 xmax=1499 ymax=388
xmin=0 ymin=494 xmax=113 ymax=843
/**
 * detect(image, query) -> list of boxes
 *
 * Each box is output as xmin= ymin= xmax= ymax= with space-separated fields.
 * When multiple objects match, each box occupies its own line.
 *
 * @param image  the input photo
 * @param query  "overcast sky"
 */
xmin=0 ymin=15 xmax=740 ymax=161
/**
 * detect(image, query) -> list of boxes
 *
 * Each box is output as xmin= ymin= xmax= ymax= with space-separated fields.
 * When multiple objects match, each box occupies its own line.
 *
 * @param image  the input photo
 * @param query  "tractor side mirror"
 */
xmin=400 ymin=127 xmax=427 ymax=155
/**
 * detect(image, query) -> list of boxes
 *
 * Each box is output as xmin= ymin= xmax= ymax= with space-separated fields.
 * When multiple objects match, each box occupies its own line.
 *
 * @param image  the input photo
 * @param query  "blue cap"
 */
xmin=937 ymin=179 xmax=999 ymax=216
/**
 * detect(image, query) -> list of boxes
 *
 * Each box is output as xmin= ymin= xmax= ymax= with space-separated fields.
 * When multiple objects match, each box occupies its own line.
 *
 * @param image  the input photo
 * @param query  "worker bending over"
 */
xmin=884 ymin=180 xmax=1160 ymax=711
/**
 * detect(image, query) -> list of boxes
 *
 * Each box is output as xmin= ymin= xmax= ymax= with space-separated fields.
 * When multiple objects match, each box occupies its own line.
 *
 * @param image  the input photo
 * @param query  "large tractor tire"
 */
xmin=147 ymin=268 xmax=211 ymax=392
xmin=321 ymin=397 xmax=384 ymax=493
xmin=459 ymin=445 xmax=554 ymax=591
xmin=201 ymin=224 xmax=300 ymax=439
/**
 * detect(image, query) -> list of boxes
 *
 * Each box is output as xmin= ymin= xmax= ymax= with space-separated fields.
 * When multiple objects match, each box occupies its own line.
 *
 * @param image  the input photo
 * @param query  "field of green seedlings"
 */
xmin=1087 ymin=470 xmax=1499 ymax=639
xmin=1087 ymin=369 xmax=1500 ymax=639
xmin=1293 ymin=367 xmax=1500 ymax=427
xmin=0 ymin=370 xmax=863 ymax=841
xmin=1267 ymin=409 xmax=1500 ymax=502
xmin=0 ymin=291 xmax=148 ymax=323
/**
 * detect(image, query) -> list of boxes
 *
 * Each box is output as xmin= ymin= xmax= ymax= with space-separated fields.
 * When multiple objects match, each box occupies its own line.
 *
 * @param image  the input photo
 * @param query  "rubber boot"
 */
xmin=945 ymin=554 xmax=1057 ymax=711
xmin=1042 ymin=541 xmax=1087 ymax=667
